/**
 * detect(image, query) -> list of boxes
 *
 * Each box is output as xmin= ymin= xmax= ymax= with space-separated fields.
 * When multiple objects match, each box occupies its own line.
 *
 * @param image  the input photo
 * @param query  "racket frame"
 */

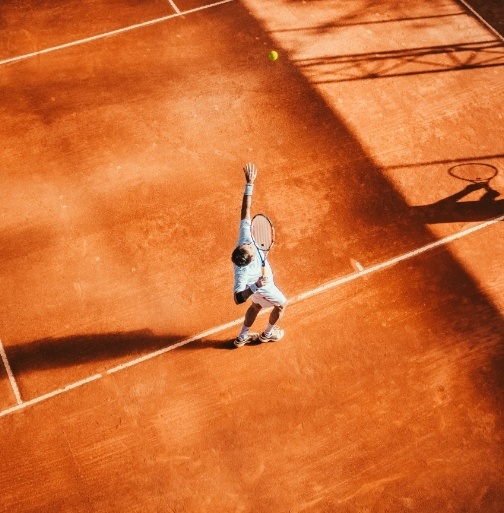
xmin=250 ymin=213 xmax=275 ymax=276
xmin=448 ymin=162 xmax=498 ymax=184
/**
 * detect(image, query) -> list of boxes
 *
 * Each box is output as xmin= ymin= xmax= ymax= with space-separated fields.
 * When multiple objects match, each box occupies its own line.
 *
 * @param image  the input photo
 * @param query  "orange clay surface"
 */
xmin=0 ymin=0 xmax=503 ymax=511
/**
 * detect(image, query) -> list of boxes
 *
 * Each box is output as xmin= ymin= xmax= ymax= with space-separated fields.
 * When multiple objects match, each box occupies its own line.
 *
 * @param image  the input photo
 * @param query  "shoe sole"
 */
xmin=259 ymin=332 xmax=284 ymax=343
xmin=234 ymin=332 xmax=259 ymax=348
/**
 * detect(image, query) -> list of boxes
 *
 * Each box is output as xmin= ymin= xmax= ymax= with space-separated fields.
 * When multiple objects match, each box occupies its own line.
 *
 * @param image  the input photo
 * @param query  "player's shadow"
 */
xmin=6 ymin=330 xmax=235 ymax=376
xmin=412 ymin=183 xmax=504 ymax=224
xmin=185 ymin=337 xmax=263 ymax=351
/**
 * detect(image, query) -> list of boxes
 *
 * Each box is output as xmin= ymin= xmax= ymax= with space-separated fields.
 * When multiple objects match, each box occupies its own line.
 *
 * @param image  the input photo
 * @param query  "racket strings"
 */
xmin=449 ymin=163 xmax=498 ymax=182
xmin=251 ymin=216 xmax=274 ymax=250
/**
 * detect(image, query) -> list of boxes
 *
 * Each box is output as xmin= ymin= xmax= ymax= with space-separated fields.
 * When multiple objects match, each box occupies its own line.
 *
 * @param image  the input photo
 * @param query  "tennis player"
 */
xmin=231 ymin=163 xmax=287 ymax=347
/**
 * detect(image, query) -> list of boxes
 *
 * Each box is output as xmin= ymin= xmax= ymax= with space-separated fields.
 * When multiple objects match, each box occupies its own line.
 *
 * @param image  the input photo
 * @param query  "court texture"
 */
xmin=1 ymin=0 xmax=503 ymax=511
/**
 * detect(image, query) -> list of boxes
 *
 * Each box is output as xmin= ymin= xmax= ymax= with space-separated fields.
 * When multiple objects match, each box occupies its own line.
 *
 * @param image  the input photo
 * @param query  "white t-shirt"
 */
xmin=233 ymin=219 xmax=272 ymax=293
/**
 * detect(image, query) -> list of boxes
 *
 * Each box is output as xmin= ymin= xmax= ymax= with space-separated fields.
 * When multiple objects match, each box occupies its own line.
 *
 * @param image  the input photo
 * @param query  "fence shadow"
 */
xmin=296 ymin=39 xmax=504 ymax=83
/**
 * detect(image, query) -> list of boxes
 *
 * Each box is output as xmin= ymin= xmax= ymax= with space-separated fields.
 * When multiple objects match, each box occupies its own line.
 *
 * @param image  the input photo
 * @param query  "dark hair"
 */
xmin=231 ymin=246 xmax=252 ymax=266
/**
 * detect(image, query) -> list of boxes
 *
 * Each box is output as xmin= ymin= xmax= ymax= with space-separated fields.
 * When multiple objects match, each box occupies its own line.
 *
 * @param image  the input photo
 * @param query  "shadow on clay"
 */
xmin=6 ymin=330 xmax=237 ymax=376
xmin=412 ymin=183 xmax=504 ymax=223
xmin=412 ymin=163 xmax=504 ymax=223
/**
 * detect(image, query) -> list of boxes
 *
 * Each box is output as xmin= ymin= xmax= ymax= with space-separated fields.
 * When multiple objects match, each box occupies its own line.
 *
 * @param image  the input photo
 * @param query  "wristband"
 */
xmin=244 ymin=183 xmax=254 ymax=196
xmin=249 ymin=283 xmax=258 ymax=293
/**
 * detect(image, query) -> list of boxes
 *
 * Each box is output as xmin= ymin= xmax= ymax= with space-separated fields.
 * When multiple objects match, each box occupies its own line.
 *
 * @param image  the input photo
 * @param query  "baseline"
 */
xmin=1 ymin=213 xmax=502 ymax=419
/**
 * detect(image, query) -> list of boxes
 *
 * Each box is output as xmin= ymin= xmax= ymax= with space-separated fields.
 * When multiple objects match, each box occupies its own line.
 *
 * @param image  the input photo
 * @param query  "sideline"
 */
xmin=0 ymin=0 xmax=234 ymax=66
xmin=1 ymin=213 xmax=503 ymax=418
xmin=0 ymin=339 xmax=22 ymax=405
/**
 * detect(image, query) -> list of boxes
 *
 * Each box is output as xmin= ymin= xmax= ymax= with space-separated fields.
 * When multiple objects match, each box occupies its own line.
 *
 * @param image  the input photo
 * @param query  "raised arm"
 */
xmin=233 ymin=163 xmax=264 ymax=305
xmin=240 ymin=163 xmax=258 ymax=220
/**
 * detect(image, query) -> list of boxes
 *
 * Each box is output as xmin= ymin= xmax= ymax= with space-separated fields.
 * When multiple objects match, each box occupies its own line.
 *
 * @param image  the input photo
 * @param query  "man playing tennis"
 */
xmin=231 ymin=163 xmax=287 ymax=347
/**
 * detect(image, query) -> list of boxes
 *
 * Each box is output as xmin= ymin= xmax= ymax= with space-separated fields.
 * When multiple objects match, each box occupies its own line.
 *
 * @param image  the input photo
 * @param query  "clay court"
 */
xmin=1 ymin=0 xmax=503 ymax=511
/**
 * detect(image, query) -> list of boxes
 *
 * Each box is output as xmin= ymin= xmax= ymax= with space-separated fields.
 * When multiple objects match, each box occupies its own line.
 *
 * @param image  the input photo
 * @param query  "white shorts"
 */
xmin=251 ymin=285 xmax=287 ymax=308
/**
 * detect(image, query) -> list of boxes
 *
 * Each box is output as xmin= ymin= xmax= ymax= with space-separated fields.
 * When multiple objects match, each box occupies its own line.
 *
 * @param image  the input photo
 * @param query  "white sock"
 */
xmin=264 ymin=323 xmax=274 ymax=336
xmin=239 ymin=325 xmax=251 ymax=338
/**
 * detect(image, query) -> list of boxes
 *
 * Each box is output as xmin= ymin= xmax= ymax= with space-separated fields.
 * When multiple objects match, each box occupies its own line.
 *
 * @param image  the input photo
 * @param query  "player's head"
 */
xmin=231 ymin=243 xmax=255 ymax=266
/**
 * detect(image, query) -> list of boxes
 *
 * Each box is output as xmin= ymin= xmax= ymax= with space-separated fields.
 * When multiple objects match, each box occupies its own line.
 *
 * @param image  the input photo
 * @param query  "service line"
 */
xmin=0 ymin=213 xmax=503 ymax=418
xmin=0 ymin=0 xmax=234 ymax=67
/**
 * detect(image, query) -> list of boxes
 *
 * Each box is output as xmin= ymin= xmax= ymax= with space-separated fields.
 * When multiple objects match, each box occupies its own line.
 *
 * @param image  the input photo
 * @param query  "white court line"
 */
xmin=0 ymin=213 xmax=503 ymax=418
xmin=0 ymin=0 xmax=234 ymax=67
xmin=0 ymin=375 xmax=102 ymax=417
xmin=0 ymin=339 xmax=22 ymax=405
xmin=106 ymin=318 xmax=245 ymax=374
xmin=167 ymin=0 xmax=181 ymax=15
xmin=458 ymin=0 xmax=504 ymax=43
xmin=294 ymin=214 xmax=504 ymax=302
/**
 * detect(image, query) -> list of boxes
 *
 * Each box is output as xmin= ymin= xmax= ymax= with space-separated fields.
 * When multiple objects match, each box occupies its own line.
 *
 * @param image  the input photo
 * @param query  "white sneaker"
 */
xmin=259 ymin=326 xmax=284 ymax=343
xmin=234 ymin=332 xmax=258 ymax=348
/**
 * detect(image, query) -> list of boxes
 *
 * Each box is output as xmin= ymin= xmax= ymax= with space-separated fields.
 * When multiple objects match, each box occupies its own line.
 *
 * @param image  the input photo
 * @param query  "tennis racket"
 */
xmin=448 ymin=162 xmax=498 ymax=184
xmin=251 ymin=213 xmax=275 ymax=277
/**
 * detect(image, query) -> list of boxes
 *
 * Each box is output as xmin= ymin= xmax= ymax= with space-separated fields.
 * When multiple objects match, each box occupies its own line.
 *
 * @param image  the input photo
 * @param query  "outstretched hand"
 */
xmin=244 ymin=163 xmax=258 ymax=184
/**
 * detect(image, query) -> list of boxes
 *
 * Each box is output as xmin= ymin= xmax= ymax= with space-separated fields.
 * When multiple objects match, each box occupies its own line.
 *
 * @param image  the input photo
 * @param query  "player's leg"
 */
xmin=253 ymin=285 xmax=287 ymax=343
xmin=260 ymin=301 xmax=287 ymax=343
xmin=244 ymin=301 xmax=262 ymax=327
xmin=268 ymin=303 xmax=286 ymax=325
xmin=234 ymin=301 xmax=262 ymax=348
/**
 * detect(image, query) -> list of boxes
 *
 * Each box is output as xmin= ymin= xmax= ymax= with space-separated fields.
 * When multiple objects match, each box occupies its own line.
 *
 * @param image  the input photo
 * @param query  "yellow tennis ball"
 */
xmin=268 ymin=50 xmax=278 ymax=61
